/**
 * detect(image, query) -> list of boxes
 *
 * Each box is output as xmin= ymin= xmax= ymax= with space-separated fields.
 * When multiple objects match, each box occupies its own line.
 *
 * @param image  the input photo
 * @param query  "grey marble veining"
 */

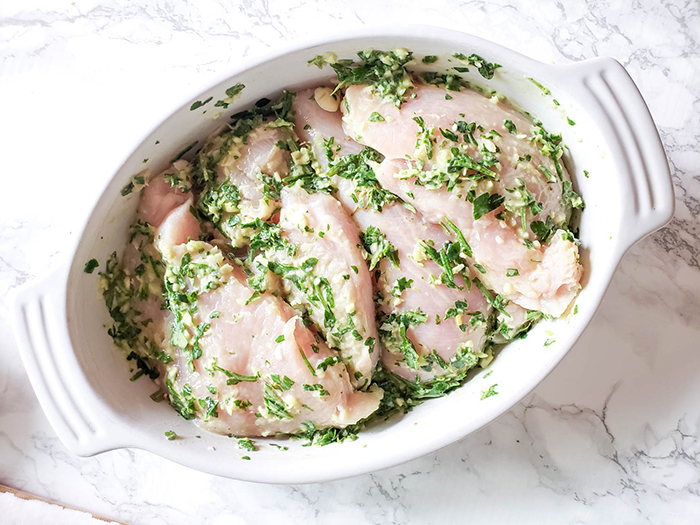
xmin=1 ymin=0 xmax=699 ymax=523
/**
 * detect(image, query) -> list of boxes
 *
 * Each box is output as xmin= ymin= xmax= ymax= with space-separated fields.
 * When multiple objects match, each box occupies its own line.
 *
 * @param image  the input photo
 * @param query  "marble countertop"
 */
xmin=1 ymin=0 xmax=698 ymax=523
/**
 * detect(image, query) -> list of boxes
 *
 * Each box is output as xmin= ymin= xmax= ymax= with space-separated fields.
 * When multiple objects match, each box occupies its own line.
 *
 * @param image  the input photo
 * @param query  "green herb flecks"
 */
xmin=480 ymin=384 xmax=498 ymax=399
xmin=473 ymin=278 xmax=510 ymax=318
xmin=209 ymin=357 xmax=259 ymax=385
xmin=561 ymin=180 xmax=585 ymax=210
xmin=421 ymin=71 xmax=470 ymax=92
xmin=327 ymin=147 xmax=399 ymax=212
xmin=303 ymin=383 xmax=330 ymax=397
xmin=442 ymin=217 xmax=473 ymax=258
xmin=263 ymin=383 xmax=292 ymax=420
xmin=327 ymin=49 xmax=415 ymax=107
xmin=444 ymin=299 xmax=469 ymax=321
xmin=84 ymin=259 xmax=99 ymax=274
xmin=530 ymin=219 xmax=553 ymax=242
xmin=527 ymin=77 xmax=550 ymax=95
xmin=453 ymin=53 xmax=501 ymax=80
xmin=291 ymin=421 xmax=360 ymax=447
xmin=214 ymin=83 xmax=245 ymax=109
xmin=391 ymin=277 xmax=414 ymax=298
xmin=471 ymin=192 xmax=505 ymax=221
xmin=270 ymin=374 xmax=295 ymax=391
xmin=419 ymin=238 xmax=469 ymax=290
xmin=503 ymin=178 xmax=542 ymax=234
xmin=165 ymin=369 xmax=197 ymax=420
xmin=378 ymin=309 xmax=428 ymax=369
xmin=531 ymin=123 xmax=564 ymax=181
xmin=100 ymin=249 xmax=167 ymax=384
xmin=412 ymin=116 xmax=435 ymax=160
xmin=360 ymin=225 xmax=400 ymax=270
xmin=238 ymin=438 xmax=256 ymax=451
xmin=368 ymin=112 xmax=385 ymax=122
xmin=190 ymin=97 xmax=213 ymax=111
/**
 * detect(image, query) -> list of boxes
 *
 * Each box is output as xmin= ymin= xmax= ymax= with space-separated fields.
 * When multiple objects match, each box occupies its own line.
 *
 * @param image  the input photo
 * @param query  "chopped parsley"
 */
xmin=473 ymin=278 xmax=510 ymax=317
xmin=368 ymin=112 xmax=385 ymax=122
xmin=210 ymin=358 xmax=259 ymax=385
xmin=421 ymin=71 xmax=470 ymax=91
xmin=327 ymin=147 xmax=398 ymax=212
xmin=360 ymin=225 xmax=399 ymax=270
xmin=444 ymin=300 xmax=469 ymax=321
xmin=452 ymin=53 xmax=501 ymax=79
xmin=480 ymin=384 xmax=498 ymax=399
xmin=190 ymin=97 xmax=213 ymax=111
xmin=471 ymin=192 xmax=505 ymax=220
xmin=263 ymin=383 xmax=292 ymax=420
xmin=303 ymin=383 xmax=330 ymax=396
xmin=84 ymin=258 xmax=99 ymax=274
xmin=292 ymin=421 xmax=359 ymax=447
xmin=527 ymin=77 xmax=550 ymax=95
xmin=270 ymin=374 xmax=295 ymax=391
xmin=531 ymin=220 xmax=552 ymax=242
xmin=391 ymin=277 xmax=414 ymax=298
xmin=238 ymin=438 xmax=256 ymax=451
xmin=378 ymin=310 xmax=428 ymax=369
xmin=412 ymin=116 xmax=435 ymax=160
xmin=327 ymin=48 xmax=415 ymax=107
xmin=561 ymin=180 xmax=585 ymax=210
xmin=214 ymin=83 xmax=245 ymax=108
xmin=316 ymin=356 xmax=341 ymax=372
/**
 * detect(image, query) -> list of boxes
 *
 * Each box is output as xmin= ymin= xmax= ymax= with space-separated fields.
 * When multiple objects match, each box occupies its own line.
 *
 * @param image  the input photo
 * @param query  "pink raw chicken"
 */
xmin=146 ymin=189 xmax=382 ymax=436
xmin=279 ymin=186 xmax=379 ymax=388
xmin=138 ymin=171 xmax=200 ymax=250
xmin=354 ymin=201 xmax=492 ymax=382
xmin=293 ymin=87 xmax=367 ymax=213
xmin=294 ymin=87 xmax=364 ymax=171
xmin=167 ymin=250 xmax=382 ymax=437
xmin=222 ymin=125 xmax=289 ymax=221
xmin=342 ymin=84 xmax=582 ymax=317
xmin=196 ymin=123 xmax=291 ymax=246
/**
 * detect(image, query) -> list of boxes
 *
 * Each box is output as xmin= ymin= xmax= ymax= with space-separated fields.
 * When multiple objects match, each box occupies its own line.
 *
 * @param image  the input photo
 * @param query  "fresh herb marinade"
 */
xmin=98 ymin=48 xmax=583 ymax=449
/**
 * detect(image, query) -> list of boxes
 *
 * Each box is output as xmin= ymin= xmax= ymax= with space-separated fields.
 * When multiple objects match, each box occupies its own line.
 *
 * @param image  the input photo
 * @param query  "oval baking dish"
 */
xmin=13 ymin=26 xmax=674 ymax=484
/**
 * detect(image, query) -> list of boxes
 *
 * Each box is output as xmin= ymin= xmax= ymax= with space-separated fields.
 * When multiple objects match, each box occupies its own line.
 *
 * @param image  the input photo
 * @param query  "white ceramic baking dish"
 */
xmin=13 ymin=26 xmax=674 ymax=484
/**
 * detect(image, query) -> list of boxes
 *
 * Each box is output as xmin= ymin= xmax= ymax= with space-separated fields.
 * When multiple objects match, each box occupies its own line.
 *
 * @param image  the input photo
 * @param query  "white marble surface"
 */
xmin=1 ymin=0 xmax=699 ymax=523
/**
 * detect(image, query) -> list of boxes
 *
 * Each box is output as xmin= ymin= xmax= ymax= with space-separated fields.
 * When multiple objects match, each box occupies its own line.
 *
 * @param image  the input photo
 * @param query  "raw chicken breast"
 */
xmin=161 ymin=240 xmax=382 ymax=437
xmin=278 ymin=186 xmax=379 ymax=388
xmin=155 ymin=199 xmax=200 ymax=251
xmin=294 ymin=87 xmax=364 ymax=172
xmin=138 ymin=167 xmax=201 ymax=254
xmin=197 ymin=123 xmax=291 ymax=246
xmin=293 ymin=87 xmax=370 ymax=214
xmin=376 ymin=160 xmax=582 ymax=316
xmin=354 ymin=202 xmax=492 ymax=382
xmin=342 ymin=84 xmax=582 ymax=317
xmin=138 ymin=167 xmax=191 ymax=228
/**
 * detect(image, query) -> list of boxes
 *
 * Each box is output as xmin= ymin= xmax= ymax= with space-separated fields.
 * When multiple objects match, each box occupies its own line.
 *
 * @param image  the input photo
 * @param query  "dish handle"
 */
xmin=561 ymin=57 xmax=675 ymax=251
xmin=13 ymin=268 xmax=123 ymax=456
